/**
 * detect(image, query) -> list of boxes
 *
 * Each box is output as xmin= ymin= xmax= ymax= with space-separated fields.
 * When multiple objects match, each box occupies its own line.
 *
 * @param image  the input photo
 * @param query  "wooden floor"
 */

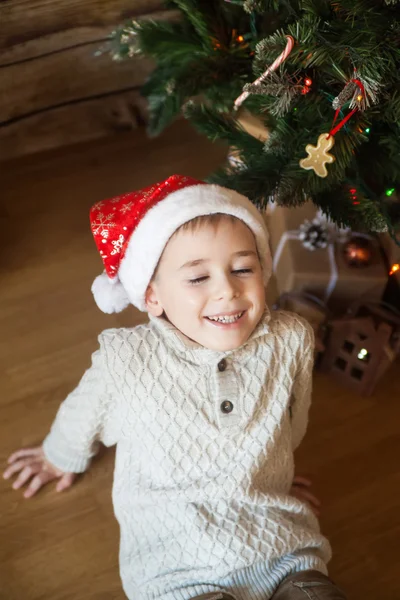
xmin=1 ymin=122 xmax=399 ymax=600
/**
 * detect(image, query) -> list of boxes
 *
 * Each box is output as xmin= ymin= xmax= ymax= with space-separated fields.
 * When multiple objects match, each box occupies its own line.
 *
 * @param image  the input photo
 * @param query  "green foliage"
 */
xmin=110 ymin=0 xmax=400 ymax=235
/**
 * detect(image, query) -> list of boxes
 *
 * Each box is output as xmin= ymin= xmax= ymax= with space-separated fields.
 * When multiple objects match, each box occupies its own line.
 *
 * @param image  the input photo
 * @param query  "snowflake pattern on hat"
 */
xmin=90 ymin=175 xmax=200 ymax=279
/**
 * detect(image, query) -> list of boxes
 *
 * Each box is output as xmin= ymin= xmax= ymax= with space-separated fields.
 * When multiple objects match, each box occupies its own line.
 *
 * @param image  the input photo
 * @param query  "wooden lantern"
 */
xmin=320 ymin=303 xmax=400 ymax=395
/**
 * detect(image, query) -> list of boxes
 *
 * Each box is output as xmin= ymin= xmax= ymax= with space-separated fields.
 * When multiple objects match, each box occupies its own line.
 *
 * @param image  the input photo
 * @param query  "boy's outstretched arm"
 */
xmin=3 ymin=336 xmax=116 ymax=498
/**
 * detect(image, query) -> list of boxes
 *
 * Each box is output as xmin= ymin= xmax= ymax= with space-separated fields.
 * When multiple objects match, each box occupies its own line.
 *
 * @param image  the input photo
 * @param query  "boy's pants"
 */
xmin=190 ymin=570 xmax=347 ymax=600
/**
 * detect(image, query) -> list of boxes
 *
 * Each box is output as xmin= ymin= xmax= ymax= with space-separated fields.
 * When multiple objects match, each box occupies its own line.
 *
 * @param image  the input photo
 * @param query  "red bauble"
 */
xmin=343 ymin=236 xmax=373 ymax=268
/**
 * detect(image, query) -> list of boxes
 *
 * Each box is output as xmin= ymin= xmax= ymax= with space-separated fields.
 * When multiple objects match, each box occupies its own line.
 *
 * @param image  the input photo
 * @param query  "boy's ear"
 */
xmin=145 ymin=283 xmax=164 ymax=317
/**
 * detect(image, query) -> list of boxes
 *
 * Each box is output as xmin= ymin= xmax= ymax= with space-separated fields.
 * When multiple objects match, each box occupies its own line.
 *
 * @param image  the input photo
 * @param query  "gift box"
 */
xmin=275 ymin=292 xmax=329 ymax=359
xmin=379 ymin=231 xmax=400 ymax=284
xmin=265 ymin=201 xmax=389 ymax=313
xmin=379 ymin=232 xmax=400 ymax=310
xmin=235 ymin=109 xmax=269 ymax=142
xmin=379 ymin=232 xmax=400 ymax=266
xmin=227 ymin=110 xmax=269 ymax=171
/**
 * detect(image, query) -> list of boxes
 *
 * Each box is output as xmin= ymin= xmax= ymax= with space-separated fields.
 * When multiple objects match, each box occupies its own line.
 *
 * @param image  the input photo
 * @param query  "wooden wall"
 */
xmin=0 ymin=0 xmax=170 ymax=161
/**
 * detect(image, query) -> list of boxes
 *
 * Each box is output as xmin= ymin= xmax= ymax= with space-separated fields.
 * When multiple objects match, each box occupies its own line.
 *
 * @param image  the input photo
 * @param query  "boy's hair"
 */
xmin=151 ymin=213 xmax=254 ymax=282
xmin=175 ymin=213 xmax=239 ymax=235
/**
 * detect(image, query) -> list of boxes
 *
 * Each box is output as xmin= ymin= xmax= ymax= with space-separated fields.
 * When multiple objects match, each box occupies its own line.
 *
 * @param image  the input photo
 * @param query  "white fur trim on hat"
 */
xmin=91 ymin=272 xmax=130 ymax=314
xmin=118 ymin=184 xmax=271 ymax=312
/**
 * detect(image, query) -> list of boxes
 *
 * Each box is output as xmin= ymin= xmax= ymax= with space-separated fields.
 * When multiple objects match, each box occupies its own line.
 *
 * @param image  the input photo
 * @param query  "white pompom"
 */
xmin=91 ymin=272 xmax=130 ymax=313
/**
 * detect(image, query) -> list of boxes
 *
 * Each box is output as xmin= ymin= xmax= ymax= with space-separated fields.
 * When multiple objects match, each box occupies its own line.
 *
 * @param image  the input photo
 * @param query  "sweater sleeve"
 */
xmin=290 ymin=320 xmax=315 ymax=451
xmin=42 ymin=336 xmax=116 ymax=473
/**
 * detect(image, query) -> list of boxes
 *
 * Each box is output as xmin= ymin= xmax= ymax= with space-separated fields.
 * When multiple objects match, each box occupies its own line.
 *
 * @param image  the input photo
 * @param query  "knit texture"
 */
xmin=43 ymin=308 xmax=331 ymax=600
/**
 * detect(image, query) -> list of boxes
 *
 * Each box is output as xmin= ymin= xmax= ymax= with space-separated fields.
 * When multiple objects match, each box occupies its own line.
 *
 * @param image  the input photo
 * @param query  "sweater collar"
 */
xmin=148 ymin=306 xmax=271 ymax=365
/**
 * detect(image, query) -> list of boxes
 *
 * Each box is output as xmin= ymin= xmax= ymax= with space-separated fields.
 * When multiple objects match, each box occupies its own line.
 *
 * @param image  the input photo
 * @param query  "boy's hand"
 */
xmin=290 ymin=475 xmax=321 ymax=516
xmin=3 ymin=446 xmax=76 ymax=499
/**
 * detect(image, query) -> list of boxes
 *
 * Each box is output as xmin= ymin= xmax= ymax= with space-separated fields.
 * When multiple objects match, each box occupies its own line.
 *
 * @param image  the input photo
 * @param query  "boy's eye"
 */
xmin=188 ymin=269 xmax=253 ymax=285
xmin=233 ymin=268 xmax=253 ymax=274
xmin=189 ymin=276 xmax=209 ymax=285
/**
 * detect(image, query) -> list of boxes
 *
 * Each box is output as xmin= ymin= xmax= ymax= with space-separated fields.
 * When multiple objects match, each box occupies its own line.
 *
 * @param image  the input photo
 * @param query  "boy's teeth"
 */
xmin=208 ymin=311 xmax=244 ymax=323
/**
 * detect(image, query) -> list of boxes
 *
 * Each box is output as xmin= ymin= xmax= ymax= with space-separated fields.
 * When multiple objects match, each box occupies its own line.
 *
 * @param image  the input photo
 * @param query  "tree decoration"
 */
xmin=300 ymin=79 xmax=366 ymax=178
xmin=332 ymin=80 xmax=359 ymax=110
xmin=301 ymin=77 xmax=313 ymax=95
xmin=299 ymin=134 xmax=336 ymax=178
xmin=243 ymin=72 xmax=302 ymax=116
xmin=234 ymin=35 xmax=294 ymax=110
xmin=333 ymin=70 xmax=381 ymax=111
xmin=298 ymin=218 xmax=330 ymax=250
xmin=241 ymin=72 xmax=313 ymax=116
xmin=342 ymin=236 xmax=374 ymax=267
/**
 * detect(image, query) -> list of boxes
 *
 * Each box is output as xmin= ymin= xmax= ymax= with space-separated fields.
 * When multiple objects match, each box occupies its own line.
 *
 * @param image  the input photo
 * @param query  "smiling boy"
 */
xmin=4 ymin=175 xmax=346 ymax=600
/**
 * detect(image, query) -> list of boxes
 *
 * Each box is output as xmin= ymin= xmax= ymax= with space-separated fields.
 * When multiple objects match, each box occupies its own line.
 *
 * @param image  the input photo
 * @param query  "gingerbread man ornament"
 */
xmin=299 ymin=133 xmax=335 ymax=178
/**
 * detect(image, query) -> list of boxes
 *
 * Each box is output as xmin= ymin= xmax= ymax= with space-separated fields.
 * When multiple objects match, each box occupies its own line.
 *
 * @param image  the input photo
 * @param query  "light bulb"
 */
xmin=389 ymin=263 xmax=400 ymax=276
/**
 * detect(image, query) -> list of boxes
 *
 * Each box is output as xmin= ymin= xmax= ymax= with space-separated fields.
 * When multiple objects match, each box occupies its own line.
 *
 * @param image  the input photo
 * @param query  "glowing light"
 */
xmin=357 ymin=94 xmax=363 ymax=102
xmin=237 ymin=35 xmax=244 ymax=42
xmin=304 ymin=78 xmax=312 ymax=86
xmin=389 ymin=263 xmax=400 ymax=276
xmin=357 ymin=348 xmax=369 ymax=360
xmin=386 ymin=188 xmax=395 ymax=197
xmin=365 ymin=128 xmax=370 ymax=133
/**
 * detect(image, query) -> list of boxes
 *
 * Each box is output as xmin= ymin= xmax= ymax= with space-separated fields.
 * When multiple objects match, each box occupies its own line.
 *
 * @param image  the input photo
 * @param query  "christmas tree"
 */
xmin=109 ymin=0 xmax=400 ymax=239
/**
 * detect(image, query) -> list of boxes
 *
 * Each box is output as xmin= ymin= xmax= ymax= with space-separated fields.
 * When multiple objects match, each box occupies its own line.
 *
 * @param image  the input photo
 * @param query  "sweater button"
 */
xmin=221 ymin=400 xmax=233 ymax=414
xmin=218 ymin=359 xmax=227 ymax=372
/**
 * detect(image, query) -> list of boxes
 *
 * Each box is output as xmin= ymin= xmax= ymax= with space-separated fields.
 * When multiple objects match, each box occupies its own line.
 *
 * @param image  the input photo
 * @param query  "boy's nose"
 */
xmin=213 ymin=277 xmax=240 ymax=300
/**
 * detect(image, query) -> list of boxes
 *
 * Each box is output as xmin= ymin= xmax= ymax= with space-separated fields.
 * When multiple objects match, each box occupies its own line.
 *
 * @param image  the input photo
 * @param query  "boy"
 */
xmin=3 ymin=175 xmax=345 ymax=600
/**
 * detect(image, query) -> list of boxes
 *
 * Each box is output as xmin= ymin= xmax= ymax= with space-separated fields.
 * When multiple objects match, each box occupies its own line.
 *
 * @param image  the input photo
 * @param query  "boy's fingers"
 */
xmin=3 ymin=458 xmax=32 ymax=480
xmin=7 ymin=448 xmax=41 ymax=464
xmin=295 ymin=488 xmax=321 ymax=507
xmin=43 ymin=461 xmax=64 ymax=478
xmin=12 ymin=464 xmax=39 ymax=490
xmin=24 ymin=471 xmax=54 ymax=499
xmin=310 ymin=501 xmax=321 ymax=516
xmin=56 ymin=472 xmax=76 ymax=492
xmin=293 ymin=476 xmax=312 ymax=487
xmin=309 ymin=506 xmax=320 ymax=516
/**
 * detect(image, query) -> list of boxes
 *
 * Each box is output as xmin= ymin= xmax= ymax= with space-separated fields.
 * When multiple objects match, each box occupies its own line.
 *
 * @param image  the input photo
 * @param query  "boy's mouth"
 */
xmin=205 ymin=310 xmax=246 ymax=324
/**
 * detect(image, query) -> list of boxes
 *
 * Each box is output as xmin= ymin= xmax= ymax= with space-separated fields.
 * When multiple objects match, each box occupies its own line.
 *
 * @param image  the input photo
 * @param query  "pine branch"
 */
xmin=146 ymin=89 xmax=185 ymax=137
xmin=184 ymin=102 xmax=264 ymax=151
xmin=116 ymin=0 xmax=400 ymax=231
xmin=243 ymin=0 xmax=300 ymax=14
xmin=170 ymin=0 xmax=214 ymax=50
xmin=128 ymin=19 xmax=206 ymax=63
xmin=243 ymin=71 xmax=302 ymax=115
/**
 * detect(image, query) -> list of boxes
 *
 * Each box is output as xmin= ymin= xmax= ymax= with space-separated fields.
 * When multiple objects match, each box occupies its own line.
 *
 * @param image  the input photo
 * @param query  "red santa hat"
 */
xmin=90 ymin=174 xmax=271 ymax=313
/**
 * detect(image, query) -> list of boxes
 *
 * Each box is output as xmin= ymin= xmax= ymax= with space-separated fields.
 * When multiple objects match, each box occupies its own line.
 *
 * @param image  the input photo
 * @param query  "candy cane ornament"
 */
xmin=234 ymin=35 xmax=295 ymax=110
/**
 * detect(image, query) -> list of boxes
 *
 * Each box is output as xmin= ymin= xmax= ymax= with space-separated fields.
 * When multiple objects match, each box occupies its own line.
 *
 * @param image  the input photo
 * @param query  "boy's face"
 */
xmin=145 ymin=217 xmax=267 ymax=351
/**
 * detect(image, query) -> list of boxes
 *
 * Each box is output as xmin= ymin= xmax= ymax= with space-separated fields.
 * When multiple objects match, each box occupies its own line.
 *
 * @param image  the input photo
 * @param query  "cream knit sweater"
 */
xmin=43 ymin=307 xmax=331 ymax=600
